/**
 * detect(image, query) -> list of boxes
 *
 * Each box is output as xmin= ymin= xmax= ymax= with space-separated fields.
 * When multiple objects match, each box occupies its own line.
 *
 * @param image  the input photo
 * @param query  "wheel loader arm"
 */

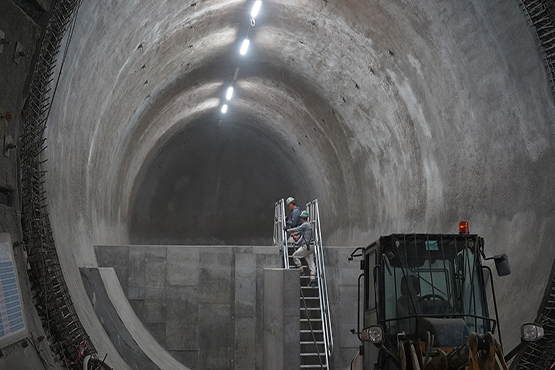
xmin=397 ymin=332 xmax=508 ymax=370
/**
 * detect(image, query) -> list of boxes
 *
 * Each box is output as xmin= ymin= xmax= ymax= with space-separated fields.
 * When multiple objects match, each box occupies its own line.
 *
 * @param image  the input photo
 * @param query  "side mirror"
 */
xmin=521 ymin=323 xmax=544 ymax=342
xmin=494 ymin=254 xmax=511 ymax=276
xmin=348 ymin=247 xmax=365 ymax=261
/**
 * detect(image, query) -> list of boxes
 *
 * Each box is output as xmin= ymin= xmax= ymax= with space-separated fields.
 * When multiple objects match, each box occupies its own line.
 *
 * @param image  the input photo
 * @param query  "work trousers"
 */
xmin=293 ymin=244 xmax=316 ymax=279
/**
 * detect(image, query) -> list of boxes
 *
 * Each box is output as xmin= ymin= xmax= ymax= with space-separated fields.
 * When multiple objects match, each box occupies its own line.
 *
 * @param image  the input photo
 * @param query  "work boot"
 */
xmin=309 ymin=279 xmax=317 ymax=287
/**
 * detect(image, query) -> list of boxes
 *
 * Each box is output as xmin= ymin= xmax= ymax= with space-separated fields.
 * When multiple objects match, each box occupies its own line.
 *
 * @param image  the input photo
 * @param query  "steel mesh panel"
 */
xmin=519 ymin=0 xmax=555 ymax=98
xmin=515 ymin=262 xmax=555 ymax=368
xmin=19 ymin=0 xmax=102 ymax=368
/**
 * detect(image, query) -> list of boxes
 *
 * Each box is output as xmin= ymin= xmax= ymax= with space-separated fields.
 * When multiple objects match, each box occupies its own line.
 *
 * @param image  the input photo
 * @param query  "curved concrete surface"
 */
xmin=42 ymin=0 xmax=555 ymax=367
xmin=99 ymin=268 xmax=189 ymax=370
xmin=80 ymin=267 xmax=167 ymax=370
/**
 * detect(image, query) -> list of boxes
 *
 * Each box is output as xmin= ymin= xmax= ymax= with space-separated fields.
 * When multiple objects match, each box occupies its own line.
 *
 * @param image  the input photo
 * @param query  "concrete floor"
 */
xmin=2 ymin=0 xmax=555 ymax=369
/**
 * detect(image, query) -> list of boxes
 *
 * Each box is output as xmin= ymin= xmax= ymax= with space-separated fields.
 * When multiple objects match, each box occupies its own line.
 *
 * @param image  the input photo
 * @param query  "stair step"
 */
xmin=301 ymin=352 xmax=324 ymax=356
xmin=301 ymin=341 xmax=324 ymax=344
xmin=301 ymin=304 xmax=321 ymax=310
xmin=301 ymin=330 xmax=323 ymax=333
xmin=300 ymin=365 xmax=328 ymax=369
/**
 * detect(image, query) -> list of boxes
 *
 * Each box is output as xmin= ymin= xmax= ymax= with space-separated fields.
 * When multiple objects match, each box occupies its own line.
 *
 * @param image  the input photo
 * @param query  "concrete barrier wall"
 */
xmin=263 ymin=268 xmax=300 ymax=370
xmin=94 ymin=245 xmax=362 ymax=370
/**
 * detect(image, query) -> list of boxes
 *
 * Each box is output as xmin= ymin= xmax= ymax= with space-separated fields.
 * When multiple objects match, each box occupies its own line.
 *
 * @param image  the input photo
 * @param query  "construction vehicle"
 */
xmin=349 ymin=222 xmax=544 ymax=370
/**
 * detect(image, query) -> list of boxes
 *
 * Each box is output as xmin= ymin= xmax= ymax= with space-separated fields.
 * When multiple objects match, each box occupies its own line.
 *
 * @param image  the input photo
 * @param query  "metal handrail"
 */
xmin=306 ymin=200 xmax=334 ymax=360
xmin=300 ymin=285 xmax=325 ymax=369
xmin=273 ymin=198 xmax=289 ymax=268
xmin=273 ymin=199 xmax=334 ymax=363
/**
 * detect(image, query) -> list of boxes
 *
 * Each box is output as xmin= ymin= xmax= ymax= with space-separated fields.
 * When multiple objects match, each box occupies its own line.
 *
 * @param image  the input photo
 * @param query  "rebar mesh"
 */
xmin=519 ymin=0 xmax=555 ymax=97
xmin=513 ymin=3 xmax=555 ymax=364
xmin=516 ymin=275 xmax=555 ymax=369
xmin=19 ymin=0 xmax=99 ymax=368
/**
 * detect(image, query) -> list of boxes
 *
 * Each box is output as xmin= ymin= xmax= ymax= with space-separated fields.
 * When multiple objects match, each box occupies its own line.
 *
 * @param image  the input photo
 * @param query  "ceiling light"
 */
xmin=251 ymin=1 xmax=262 ymax=18
xmin=240 ymin=39 xmax=250 ymax=55
xmin=226 ymin=87 xmax=233 ymax=100
xmin=221 ymin=104 xmax=228 ymax=113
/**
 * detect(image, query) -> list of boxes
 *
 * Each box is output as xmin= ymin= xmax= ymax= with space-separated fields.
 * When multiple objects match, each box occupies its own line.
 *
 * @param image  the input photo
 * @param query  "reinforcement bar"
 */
xmin=19 ymin=1 xmax=104 ymax=369
xmin=514 ymin=257 xmax=555 ymax=368
xmin=519 ymin=0 xmax=555 ymax=98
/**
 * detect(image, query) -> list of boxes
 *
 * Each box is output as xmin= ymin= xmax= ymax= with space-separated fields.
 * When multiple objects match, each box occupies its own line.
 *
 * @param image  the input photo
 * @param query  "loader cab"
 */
xmin=356 ymin=233 xmax=498 ymax=370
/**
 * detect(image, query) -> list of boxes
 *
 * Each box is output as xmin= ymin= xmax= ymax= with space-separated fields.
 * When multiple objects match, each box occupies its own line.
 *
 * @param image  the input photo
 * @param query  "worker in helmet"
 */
xmin=285 ymin=196 xmax=301 ymax=229
xmin=286 ymin=210 xmax=317 ymax=287
xmin=284 ymin=196 xmax=302 ymax=244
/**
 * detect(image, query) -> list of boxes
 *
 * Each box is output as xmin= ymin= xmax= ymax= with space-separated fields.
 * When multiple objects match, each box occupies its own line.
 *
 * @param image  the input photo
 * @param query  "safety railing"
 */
xmin=273 ymin=198 xmax=334 ymax=364
xmin=306 ymin=199 xmax=334 ymax=360
xmin=273 ymin=198 xmax=289 ymax=268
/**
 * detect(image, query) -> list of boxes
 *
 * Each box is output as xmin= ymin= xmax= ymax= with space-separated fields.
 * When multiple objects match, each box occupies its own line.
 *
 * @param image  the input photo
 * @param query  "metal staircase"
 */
xmin=274 ymin=199 xmax=333 ymax=369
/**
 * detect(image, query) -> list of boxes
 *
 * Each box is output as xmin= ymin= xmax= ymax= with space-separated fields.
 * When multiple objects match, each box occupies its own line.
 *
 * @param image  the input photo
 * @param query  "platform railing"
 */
xmin=273 ymin=198 xmax=289 ymax=268
xmin=306 ymin=199 xmax=334 ymax=360
xmin=273 ymin=199 xmax=334 ymax=362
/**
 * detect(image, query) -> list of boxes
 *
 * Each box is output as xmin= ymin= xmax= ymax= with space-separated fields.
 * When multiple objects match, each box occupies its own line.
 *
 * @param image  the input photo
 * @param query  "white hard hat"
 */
xmin=286 ymin=197 xmax=295 ymax=205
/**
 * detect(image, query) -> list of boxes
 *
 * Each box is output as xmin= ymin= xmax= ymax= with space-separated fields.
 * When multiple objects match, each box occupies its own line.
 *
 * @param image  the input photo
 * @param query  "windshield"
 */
xmin=379 ymin=234 xmax=491 ymax=337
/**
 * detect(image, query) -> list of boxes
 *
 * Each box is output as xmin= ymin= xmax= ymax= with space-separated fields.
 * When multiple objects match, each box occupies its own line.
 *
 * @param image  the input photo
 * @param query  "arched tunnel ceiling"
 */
xmin=44 ymin=0 xmax=555 ymax=356
xmin=62 ymin=0 xmax=465 ymax=245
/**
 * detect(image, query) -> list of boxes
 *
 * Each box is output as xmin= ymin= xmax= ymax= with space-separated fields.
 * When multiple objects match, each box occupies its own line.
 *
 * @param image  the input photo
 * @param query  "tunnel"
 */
xmin=1 ymin=0 xmax=555 ymax=369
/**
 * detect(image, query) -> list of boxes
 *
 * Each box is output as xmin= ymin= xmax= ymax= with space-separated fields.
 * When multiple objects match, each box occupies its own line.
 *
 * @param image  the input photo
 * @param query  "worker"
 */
xmin=287 ymin=210 xmax=317 ymax=287
xmin=284 ymin=196 xmax=302 ymax=244
xmin=285 ymin=196 xmax=301 ymax=229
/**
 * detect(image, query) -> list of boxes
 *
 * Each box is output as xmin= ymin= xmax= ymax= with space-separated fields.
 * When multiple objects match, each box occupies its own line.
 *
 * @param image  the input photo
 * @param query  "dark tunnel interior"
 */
xmin=129 ymin=118 xmax=312 ymax=245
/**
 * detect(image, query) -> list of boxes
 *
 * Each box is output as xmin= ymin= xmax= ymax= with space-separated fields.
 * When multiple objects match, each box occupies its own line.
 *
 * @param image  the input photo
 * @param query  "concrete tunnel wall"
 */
xmin=36 ymin=0 xmax=555 ymax=367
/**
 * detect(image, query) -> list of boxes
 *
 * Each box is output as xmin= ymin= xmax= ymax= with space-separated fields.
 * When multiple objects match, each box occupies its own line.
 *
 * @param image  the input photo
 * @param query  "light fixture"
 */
xmin=251 ymin=1 xmax=262 ymax=18
xmin=459 ymin=220 xmax=469 ymax=234
xmin=221 ymin=104 xmax=228 ymax=113
xmin=360 ymin=325 xmax=383 ymax=344
xmin=240 ymin=39 xmax=250 ymax=55
xmin=522 ymin=323 xmax=544 ymax=342
xmin=226 ymin=87 xmax=233 ymax=100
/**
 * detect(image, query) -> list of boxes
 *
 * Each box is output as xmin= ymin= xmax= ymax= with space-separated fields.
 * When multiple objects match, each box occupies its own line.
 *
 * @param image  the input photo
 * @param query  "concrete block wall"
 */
xmin=325 ymin=247 xmax=364 ymax=370
xmin=263 ymin=268 xmax=300 ymax=370
xmin=95 ymin=245 xmax=363 ymax=370
xmin=96 ymin=245 xmax=283 ymax=369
